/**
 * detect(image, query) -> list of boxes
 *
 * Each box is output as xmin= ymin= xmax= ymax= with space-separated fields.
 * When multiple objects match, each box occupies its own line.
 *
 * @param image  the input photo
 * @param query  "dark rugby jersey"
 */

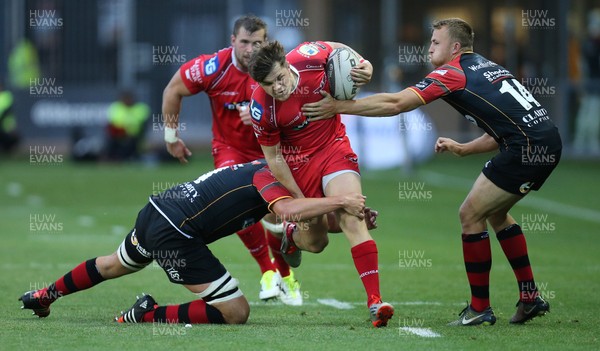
xmin=409 ymin=53 xmax=561 ymax=153
xmin=149 ymin=160 xmax=291 ymax=243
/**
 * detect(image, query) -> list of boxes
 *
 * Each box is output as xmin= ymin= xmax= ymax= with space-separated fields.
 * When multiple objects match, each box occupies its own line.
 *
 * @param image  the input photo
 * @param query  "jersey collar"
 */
xmin=289 ymin=64 xmax=300 ymax=94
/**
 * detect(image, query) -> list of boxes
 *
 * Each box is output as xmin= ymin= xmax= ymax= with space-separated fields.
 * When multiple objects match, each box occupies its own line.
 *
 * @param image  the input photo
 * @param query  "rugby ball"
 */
xmin=326 ymin=48 xmax=360 ymax=100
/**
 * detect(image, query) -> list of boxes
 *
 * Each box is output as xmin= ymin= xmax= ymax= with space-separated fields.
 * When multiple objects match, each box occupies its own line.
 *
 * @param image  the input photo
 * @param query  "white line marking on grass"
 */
xmin=399 ymin=327 xmax=441 ymax=338
xmin=349 ymin=301 xmax=443 ymax=306
xmin=316 ymin=299 xmax=354 ymax=309
xmin=421 ymin=171 xmax=600 ymax=224
xmin=248 ymin=300 xmax=449 ymax=307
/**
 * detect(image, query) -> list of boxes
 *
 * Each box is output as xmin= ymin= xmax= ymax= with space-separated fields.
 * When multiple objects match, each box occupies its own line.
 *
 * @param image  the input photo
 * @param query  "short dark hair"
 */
xmin=233 ymin=14 xmax=267 ymax=38
xmin=248 ymin=41 xmax=286 ymax=83
xmin=432 ymin=18 xmax=474 ymax=50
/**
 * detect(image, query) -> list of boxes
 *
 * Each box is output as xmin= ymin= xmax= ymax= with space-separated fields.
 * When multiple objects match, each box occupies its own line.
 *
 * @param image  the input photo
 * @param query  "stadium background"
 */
xmin=2 ymin=1 xmax=600 ymax=350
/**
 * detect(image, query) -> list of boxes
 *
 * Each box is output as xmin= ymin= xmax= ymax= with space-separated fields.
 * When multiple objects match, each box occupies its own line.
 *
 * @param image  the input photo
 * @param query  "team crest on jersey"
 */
xmin=204 ymin=55 xmax=220 ymax=76
xmin=297 ymin=43 xmax=320 ymax=57
xmin=250 ymin=100 xmax=263 ymax=121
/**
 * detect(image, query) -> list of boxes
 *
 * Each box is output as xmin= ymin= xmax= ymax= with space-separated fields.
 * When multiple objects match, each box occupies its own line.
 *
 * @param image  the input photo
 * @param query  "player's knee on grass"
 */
xmin=213 ymin=296 xmax=250 ymax=324
xmin=195 ymin=271 xmax=248 ymax=324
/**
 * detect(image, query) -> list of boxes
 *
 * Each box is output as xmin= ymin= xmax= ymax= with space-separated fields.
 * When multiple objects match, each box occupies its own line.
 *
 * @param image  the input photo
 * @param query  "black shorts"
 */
xmin=482 ymin=147 xmax=561 ymax=196
xmin=117 ymin=203 xmax=227 ymax=285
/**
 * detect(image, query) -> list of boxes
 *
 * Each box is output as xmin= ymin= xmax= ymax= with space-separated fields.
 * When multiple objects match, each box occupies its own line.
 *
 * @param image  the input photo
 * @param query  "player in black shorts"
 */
xmin=302 ymin=18 xmax=561 ymax=326
xmin=19 ymin=160 xmax=371 ymax=325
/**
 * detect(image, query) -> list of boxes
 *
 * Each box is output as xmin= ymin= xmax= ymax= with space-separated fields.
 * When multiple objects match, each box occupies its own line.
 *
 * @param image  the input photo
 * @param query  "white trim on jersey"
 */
xmin=148 ymin=197 xmax=194 ymax=239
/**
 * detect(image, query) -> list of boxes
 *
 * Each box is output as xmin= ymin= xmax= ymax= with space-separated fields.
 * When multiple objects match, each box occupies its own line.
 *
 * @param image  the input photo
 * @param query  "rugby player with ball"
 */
xmin=248 ymin=41 xmax=394 ymax=327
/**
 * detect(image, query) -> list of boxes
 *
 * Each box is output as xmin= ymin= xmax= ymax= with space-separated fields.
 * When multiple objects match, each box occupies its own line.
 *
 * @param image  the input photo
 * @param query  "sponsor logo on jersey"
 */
xmin=311 ymin=41 xmax=328 ymax=50
xmin=131 ymin=230 xmax=151 ymax=258
xmin=242 ymin=218 xmax=255 ymax=229
xmin=131 ymin=229 xmax=138 ymax=245
xmin=464 ymin=114 xmax=478 ymax=126
xmin=305 ymin=64 xmax=322 ymax=69
xmin=166 ymin=267 xmax=183 ymax=282
xmin=285 ymin=114 xmax=301 ymax=127
xmin=519 ymin=181 xmax=534 ymax=194
xmin=467 ymin=60 xmax=497 ymax=71
xmin=292 ymin=117 xmax=309 ymax=130
xmin=219 ymin=91 xmax=238 ymax=96
xmin=414 ymin=78 xmax=433 ymax=91
xmin=204 ymin=55 xmax=220 ymax=76
xmin=250 ymin=100 xmax=263 ymax=121
xmin=297 ymin=43 xmax=320 ymax=57
xmin=187 ymin=59 xmax=202 ymax=83
xmin=431 ymin=69 xmax=448 ymax=76
xmin=483 ymin=68 xmax=512 ymax=83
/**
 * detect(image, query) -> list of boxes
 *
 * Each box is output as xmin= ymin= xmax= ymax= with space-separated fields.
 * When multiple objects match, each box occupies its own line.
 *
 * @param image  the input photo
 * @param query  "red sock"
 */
xmin=42 ymin=258 xmax=105 ymax=304
xmin=141 ymin=299 xmax=225 ymax=324
xmin=351 ymin=240 xmax=381 ymax=306
xmin=237 ymin=222 xmax=275 ymax=274
xmin=462 ymin=232 xmax=492 ymax=312
xmin=267 ymin=231 xmax=290 ymax=277
xmin=496 ymin=224 xmax=537 ymax=303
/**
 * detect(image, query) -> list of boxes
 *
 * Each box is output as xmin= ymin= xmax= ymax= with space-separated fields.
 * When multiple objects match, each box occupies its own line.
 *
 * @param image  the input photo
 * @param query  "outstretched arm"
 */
xmin=271 ymin=193 xmax=366 ymax=222
xmin=434 ymin=133 xmax=498 ymax=157
xmin=302 ymin=88 xmax=424 ymax=120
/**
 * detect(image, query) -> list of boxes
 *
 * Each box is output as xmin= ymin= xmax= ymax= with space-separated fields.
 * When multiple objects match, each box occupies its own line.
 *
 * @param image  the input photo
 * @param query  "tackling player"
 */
xmin=248 ymin=41 xmax=394 ymax=327
xmin=161 ymin=15 xmax=300 ymax=304
xmin=302 ymin=18 xmax=561 ymax=326
xmin=19 ymin=160 xmax=371 ymax=325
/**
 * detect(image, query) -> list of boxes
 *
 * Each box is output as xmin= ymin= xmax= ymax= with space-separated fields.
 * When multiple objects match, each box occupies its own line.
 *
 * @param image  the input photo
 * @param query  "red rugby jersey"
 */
xmin=250 ymin=41 xmax=347 ymax=166
xmin=179 ymin=47 xmax=262 ymax=155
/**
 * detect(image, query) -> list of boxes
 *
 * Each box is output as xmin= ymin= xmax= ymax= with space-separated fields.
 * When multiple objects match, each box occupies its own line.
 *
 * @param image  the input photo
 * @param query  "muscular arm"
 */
xmin=162 ymin=70 xmax=194 ymax=163
xmin=271 ymin=193 xmax=366 ymax=222
xmin=162 ymin=70 xmax=193 ymax=129
xmin=435 ymin=133 xmax=498 ymax=157
xmin=302 ymin=88 xmax=424 ymax=119
xmin=261 ymin=143 xmax=305 ymax=198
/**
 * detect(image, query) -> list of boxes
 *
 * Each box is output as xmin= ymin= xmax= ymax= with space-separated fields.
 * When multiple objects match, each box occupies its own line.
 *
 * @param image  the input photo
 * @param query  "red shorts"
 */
xmin=286 ymin=136 xmax=360 ymax=198
xmin=212 ymin=139 xmax=264 ymax=168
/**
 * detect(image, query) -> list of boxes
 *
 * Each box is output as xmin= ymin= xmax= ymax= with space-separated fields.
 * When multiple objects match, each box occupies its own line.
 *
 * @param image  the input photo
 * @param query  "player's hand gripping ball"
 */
xmin=326 ymin=48 xmax=361 ymax=100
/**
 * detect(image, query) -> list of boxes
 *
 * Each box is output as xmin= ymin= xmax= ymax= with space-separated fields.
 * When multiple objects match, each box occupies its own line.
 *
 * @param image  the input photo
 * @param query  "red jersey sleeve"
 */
xmin=253 ymin=167 xmax=293 ymax=212
xmin=408 ymin=55 xmax=466 ymax=104
xmin=179 ymin=48 xmax=231 ymax=94
xmin=250 ymin=87 xmax=280 ymax=146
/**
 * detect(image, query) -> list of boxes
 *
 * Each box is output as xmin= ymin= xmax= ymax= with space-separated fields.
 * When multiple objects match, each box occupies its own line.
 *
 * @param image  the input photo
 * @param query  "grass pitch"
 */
xmin=1 ymin=152 xmax=599 ymax=350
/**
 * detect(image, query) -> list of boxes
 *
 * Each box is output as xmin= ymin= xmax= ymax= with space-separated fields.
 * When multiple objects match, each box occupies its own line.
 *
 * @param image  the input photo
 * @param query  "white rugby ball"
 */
xmin=326 ymin=48 xmax=360 ymax=100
